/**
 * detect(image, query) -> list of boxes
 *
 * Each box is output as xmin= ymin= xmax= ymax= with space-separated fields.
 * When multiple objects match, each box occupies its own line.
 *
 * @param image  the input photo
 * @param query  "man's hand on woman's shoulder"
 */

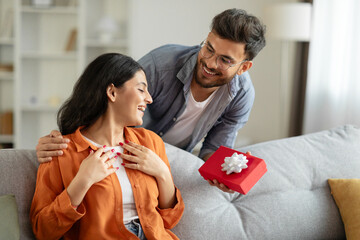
xmin=36 ymin=130 xmax=69 ymax=163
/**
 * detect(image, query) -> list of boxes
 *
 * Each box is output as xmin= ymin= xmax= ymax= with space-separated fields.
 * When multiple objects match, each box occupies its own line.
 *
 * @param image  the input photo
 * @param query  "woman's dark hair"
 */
xmin=57 ymin=53 xmax=143 ymax=135
xmin=211 ymin=8 xmax=266 ymax=60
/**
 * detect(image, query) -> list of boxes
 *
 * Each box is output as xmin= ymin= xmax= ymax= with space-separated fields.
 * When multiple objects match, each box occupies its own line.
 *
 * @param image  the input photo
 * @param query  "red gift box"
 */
xmin=198 ymin=146 xmax=267 ymax=194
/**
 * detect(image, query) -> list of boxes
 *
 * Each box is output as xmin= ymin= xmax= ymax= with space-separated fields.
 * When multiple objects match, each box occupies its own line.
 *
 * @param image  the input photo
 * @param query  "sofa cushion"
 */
xmin=0 ymin=125 xmax=359 ymax=240
xmin=328 ymin=178 xmax=360 ymax=240
xmin=0 ymin=194 xmax=20 ymax=240
xmin=167 ymin=125 xmax=360 ymax=240
xmin=0 ymin=149 xmax=38 ymax=240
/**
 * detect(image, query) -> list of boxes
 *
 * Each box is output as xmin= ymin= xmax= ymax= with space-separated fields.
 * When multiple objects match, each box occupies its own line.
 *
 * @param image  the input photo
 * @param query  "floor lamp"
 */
xmin=264 ymin=3 xmax=312 ymax=138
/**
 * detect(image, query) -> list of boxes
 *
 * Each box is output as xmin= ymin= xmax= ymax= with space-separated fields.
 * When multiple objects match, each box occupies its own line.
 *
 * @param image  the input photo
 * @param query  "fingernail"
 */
xmin=116 ymin=167 xmax=119 ymax=170
xmin=114 ymin=155 xmax=118 ymax=159
xmin=116 ymin=152 xmax=121 ymax=156
xmin=111 ymin=149 xmax=115 ymax=153
xmin=103 ymin=145 xmax=106 ymax=148
xmin=64 ymin=138 xmax=70 ymax=143
xmin=60 ymin=144 xmax=68 ymax=148
xmin=119 ymin=142 xmax=123 ymax=146
xmin=121 ymin=163 xmax=125 ymax=166
xmin=125 ymin=140 xmax=129 ymax=144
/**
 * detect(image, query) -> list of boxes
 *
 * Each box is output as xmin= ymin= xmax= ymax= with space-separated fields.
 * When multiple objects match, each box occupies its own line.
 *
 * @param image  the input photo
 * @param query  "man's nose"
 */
xmin=206 ymin=55 xmax=219 ymax=70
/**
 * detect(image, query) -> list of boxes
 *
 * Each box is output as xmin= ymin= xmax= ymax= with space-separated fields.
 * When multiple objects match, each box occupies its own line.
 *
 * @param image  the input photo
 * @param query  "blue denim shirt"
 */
xmin=138 ymin=44 xmax=255 ymax=159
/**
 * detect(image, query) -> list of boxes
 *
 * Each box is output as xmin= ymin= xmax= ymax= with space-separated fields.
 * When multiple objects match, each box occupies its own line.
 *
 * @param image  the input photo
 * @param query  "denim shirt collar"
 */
xmin=176 ymin=51 xmax=198 ymax=95
xmin=174 ymin=51 xmax=242 ymax=151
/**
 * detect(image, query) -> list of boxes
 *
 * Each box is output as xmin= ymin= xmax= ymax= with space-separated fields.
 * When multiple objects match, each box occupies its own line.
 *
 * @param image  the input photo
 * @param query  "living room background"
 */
xmin=3 ymin=0 xmax=355 ymax=151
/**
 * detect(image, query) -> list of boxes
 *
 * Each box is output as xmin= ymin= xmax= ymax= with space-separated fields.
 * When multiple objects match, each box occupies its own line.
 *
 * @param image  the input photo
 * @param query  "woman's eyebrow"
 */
xmin=137 ymin=82 xmax=147 ymax=87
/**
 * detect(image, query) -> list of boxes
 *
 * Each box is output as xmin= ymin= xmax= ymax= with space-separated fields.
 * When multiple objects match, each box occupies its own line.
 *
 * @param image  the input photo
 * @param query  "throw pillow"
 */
xmin=0 ymin=194 xmax=20 ymax=240
xmin=328 ymin=178 xmax=360 ymax=240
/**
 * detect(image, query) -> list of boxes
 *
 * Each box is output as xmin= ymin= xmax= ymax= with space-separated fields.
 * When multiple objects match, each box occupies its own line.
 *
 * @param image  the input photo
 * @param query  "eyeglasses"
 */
xmin=199 ymin=40 xmax=248 ymax=70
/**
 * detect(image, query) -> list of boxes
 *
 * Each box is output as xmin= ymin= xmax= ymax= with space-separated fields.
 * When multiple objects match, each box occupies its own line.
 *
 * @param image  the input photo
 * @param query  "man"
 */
xmin=36 ymin=8 xmax=266 ymax=192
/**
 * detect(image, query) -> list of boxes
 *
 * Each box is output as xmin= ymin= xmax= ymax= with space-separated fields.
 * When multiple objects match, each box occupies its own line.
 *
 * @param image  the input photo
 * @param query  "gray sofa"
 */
xmin=1 ymin=125 xmax=359 ymax=239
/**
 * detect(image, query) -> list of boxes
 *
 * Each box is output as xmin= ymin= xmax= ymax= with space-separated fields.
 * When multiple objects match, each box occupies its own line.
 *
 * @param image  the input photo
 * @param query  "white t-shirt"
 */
xmin=162 ymin=89 xmax=218 ymax=148
xmin=83 ymin=136 xmax=139 ymax=224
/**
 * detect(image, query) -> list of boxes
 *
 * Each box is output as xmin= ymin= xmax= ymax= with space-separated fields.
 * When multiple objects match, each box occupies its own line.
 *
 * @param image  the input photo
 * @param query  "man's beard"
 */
xmin=193 ymin=60 xmax=235 ymax=88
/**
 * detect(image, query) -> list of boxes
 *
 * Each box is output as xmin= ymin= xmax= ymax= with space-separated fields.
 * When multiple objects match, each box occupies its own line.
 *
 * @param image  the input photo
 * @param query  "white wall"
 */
xmin=128 ymin=0 xmax=299 ymax=147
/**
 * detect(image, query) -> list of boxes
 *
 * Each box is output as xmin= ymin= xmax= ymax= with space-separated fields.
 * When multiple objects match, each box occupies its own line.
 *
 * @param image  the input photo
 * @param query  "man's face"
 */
xmin=194 ymin=31 xmax=250 ymax=89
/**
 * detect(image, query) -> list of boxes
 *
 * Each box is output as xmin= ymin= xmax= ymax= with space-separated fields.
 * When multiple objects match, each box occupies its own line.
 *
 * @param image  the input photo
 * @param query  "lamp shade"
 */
xmin=264 ymin=3 xmax=312 ymax=41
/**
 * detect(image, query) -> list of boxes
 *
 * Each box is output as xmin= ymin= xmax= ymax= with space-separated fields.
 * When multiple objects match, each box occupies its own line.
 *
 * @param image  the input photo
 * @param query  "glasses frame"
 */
xmin=199 ymin=40 xmax=248 ymax=71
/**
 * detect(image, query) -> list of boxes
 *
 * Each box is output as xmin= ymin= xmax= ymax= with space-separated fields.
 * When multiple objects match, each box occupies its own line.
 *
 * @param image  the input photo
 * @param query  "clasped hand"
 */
xmin=120 ymin=141 xmax=170 ymax=179
xmin=77 ymin=148 xmax=118 ymax=186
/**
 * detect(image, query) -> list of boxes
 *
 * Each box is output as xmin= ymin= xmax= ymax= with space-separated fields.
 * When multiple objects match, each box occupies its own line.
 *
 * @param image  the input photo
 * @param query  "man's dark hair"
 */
xmin=57 ymin=53 xmax=143 ymax=135
xmin=211 ymin=8 xmax=266 ymax=60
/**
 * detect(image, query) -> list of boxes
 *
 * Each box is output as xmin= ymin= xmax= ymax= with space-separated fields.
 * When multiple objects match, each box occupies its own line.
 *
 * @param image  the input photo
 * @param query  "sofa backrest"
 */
xmin=167 ymin=125 xmax=360 ymax=239
xmin=0 ymin=125 xmax=359 ymax=240
xmin=0 ymin=149 xmax=38 ymax=240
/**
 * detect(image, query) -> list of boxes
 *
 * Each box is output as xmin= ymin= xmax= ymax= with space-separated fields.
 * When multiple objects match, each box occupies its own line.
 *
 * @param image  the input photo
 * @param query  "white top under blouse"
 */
xmin=83 ymin=135 xmax=139 ymax=224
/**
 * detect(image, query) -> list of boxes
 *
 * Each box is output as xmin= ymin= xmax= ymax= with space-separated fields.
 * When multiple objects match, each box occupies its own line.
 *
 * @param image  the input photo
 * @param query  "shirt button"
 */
xmin=159 ymin=132 xmax=163 ymax=136
xmin=134 ymin=184 xmax=140 ymax=188
xmin=173 ymin=117 xmax=177 ymax=121
xmin=138 ymin=205 xmax=142 ymax=209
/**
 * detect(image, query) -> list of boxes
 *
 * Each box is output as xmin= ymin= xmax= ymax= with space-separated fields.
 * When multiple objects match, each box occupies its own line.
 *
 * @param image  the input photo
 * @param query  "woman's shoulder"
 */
xmin=38 ymin=133 xmax=78 ymax=171
xmin=57 ymin=132 xmax=85 ymax=161
xmin=63 ymin=132 xmax=78 ymax=150
xmin=127 ymin=127 xmax=162 ymax=141
xmin=126 ymin=127 xmax=165 ymax=150
xmin=126 ymin=127 xmax=168 ymax=161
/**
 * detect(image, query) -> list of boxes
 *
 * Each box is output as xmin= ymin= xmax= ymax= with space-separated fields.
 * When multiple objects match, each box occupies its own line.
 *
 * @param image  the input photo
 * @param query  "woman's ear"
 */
xmin=236 ymin=61 xmax=253 ymax=76
xmin=107 ymin=84 xmax=116 ymax=102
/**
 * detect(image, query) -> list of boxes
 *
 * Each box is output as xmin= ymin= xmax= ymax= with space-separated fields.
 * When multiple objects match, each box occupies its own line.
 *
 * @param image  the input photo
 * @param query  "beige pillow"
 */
xmin=0 ymin=194 xmax=20 ymax=240
xmin=328 ymin=178 xmax=360 ymax=240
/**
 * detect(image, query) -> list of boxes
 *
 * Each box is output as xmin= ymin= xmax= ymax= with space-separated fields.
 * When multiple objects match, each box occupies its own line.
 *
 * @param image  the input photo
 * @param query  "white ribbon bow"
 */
xmin=221 ymin=153 xmax=248 ymax=175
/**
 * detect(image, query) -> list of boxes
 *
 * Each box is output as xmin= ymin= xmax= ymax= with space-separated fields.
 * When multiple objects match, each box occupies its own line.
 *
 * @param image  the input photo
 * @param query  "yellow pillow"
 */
xmin=328 ymin=178 xmax=360 ymax=240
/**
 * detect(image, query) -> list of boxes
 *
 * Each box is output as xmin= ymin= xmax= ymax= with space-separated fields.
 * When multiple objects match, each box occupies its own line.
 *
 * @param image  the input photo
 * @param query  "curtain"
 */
xmin=303 ymin=0 xmax=360 ymax=134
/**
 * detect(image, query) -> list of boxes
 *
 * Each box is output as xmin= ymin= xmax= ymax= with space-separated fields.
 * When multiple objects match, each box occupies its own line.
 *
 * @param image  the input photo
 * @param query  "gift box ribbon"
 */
xmin=221 ymin=153 xmax=248 ymax=175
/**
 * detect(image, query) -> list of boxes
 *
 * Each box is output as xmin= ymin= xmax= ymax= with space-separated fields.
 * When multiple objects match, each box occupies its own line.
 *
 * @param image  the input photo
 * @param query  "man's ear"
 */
xmin=237 ymin=61 xmax=253 ymax=75
xmin=107 ymin=84 xmax=116 ymax=102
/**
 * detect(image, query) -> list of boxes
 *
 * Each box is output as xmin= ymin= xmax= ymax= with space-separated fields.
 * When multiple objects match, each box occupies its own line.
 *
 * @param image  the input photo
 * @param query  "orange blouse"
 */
xmin=30 ymin=127 xmax=184 ymax=240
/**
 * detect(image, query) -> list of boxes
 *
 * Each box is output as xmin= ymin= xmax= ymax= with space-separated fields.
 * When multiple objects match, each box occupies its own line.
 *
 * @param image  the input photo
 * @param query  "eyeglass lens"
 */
xmin=200 ymin=43 xmax=234 ymax=70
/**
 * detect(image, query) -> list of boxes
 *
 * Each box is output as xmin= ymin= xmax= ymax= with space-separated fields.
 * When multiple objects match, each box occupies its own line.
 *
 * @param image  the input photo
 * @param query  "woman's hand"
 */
xmin=77 ymin=147 xmax=118 ymax=185
xmin=67 ymin=147 xmax=118 ymax=207
xmin=120 ymin=141 xmax=176 ymax=209
xmin=120 ymin=141 xmax=170 ymax=179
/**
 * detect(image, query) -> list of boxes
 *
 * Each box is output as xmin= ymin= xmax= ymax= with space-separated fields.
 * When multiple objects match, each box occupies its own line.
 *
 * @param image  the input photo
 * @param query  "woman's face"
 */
xmin=110 ymin=70 xmax=152 ymax=126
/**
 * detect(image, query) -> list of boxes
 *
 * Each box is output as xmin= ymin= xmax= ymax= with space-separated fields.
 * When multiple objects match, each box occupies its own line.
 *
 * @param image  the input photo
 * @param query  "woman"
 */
xmin=30 ymin=53 xmax=184 ymax=240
